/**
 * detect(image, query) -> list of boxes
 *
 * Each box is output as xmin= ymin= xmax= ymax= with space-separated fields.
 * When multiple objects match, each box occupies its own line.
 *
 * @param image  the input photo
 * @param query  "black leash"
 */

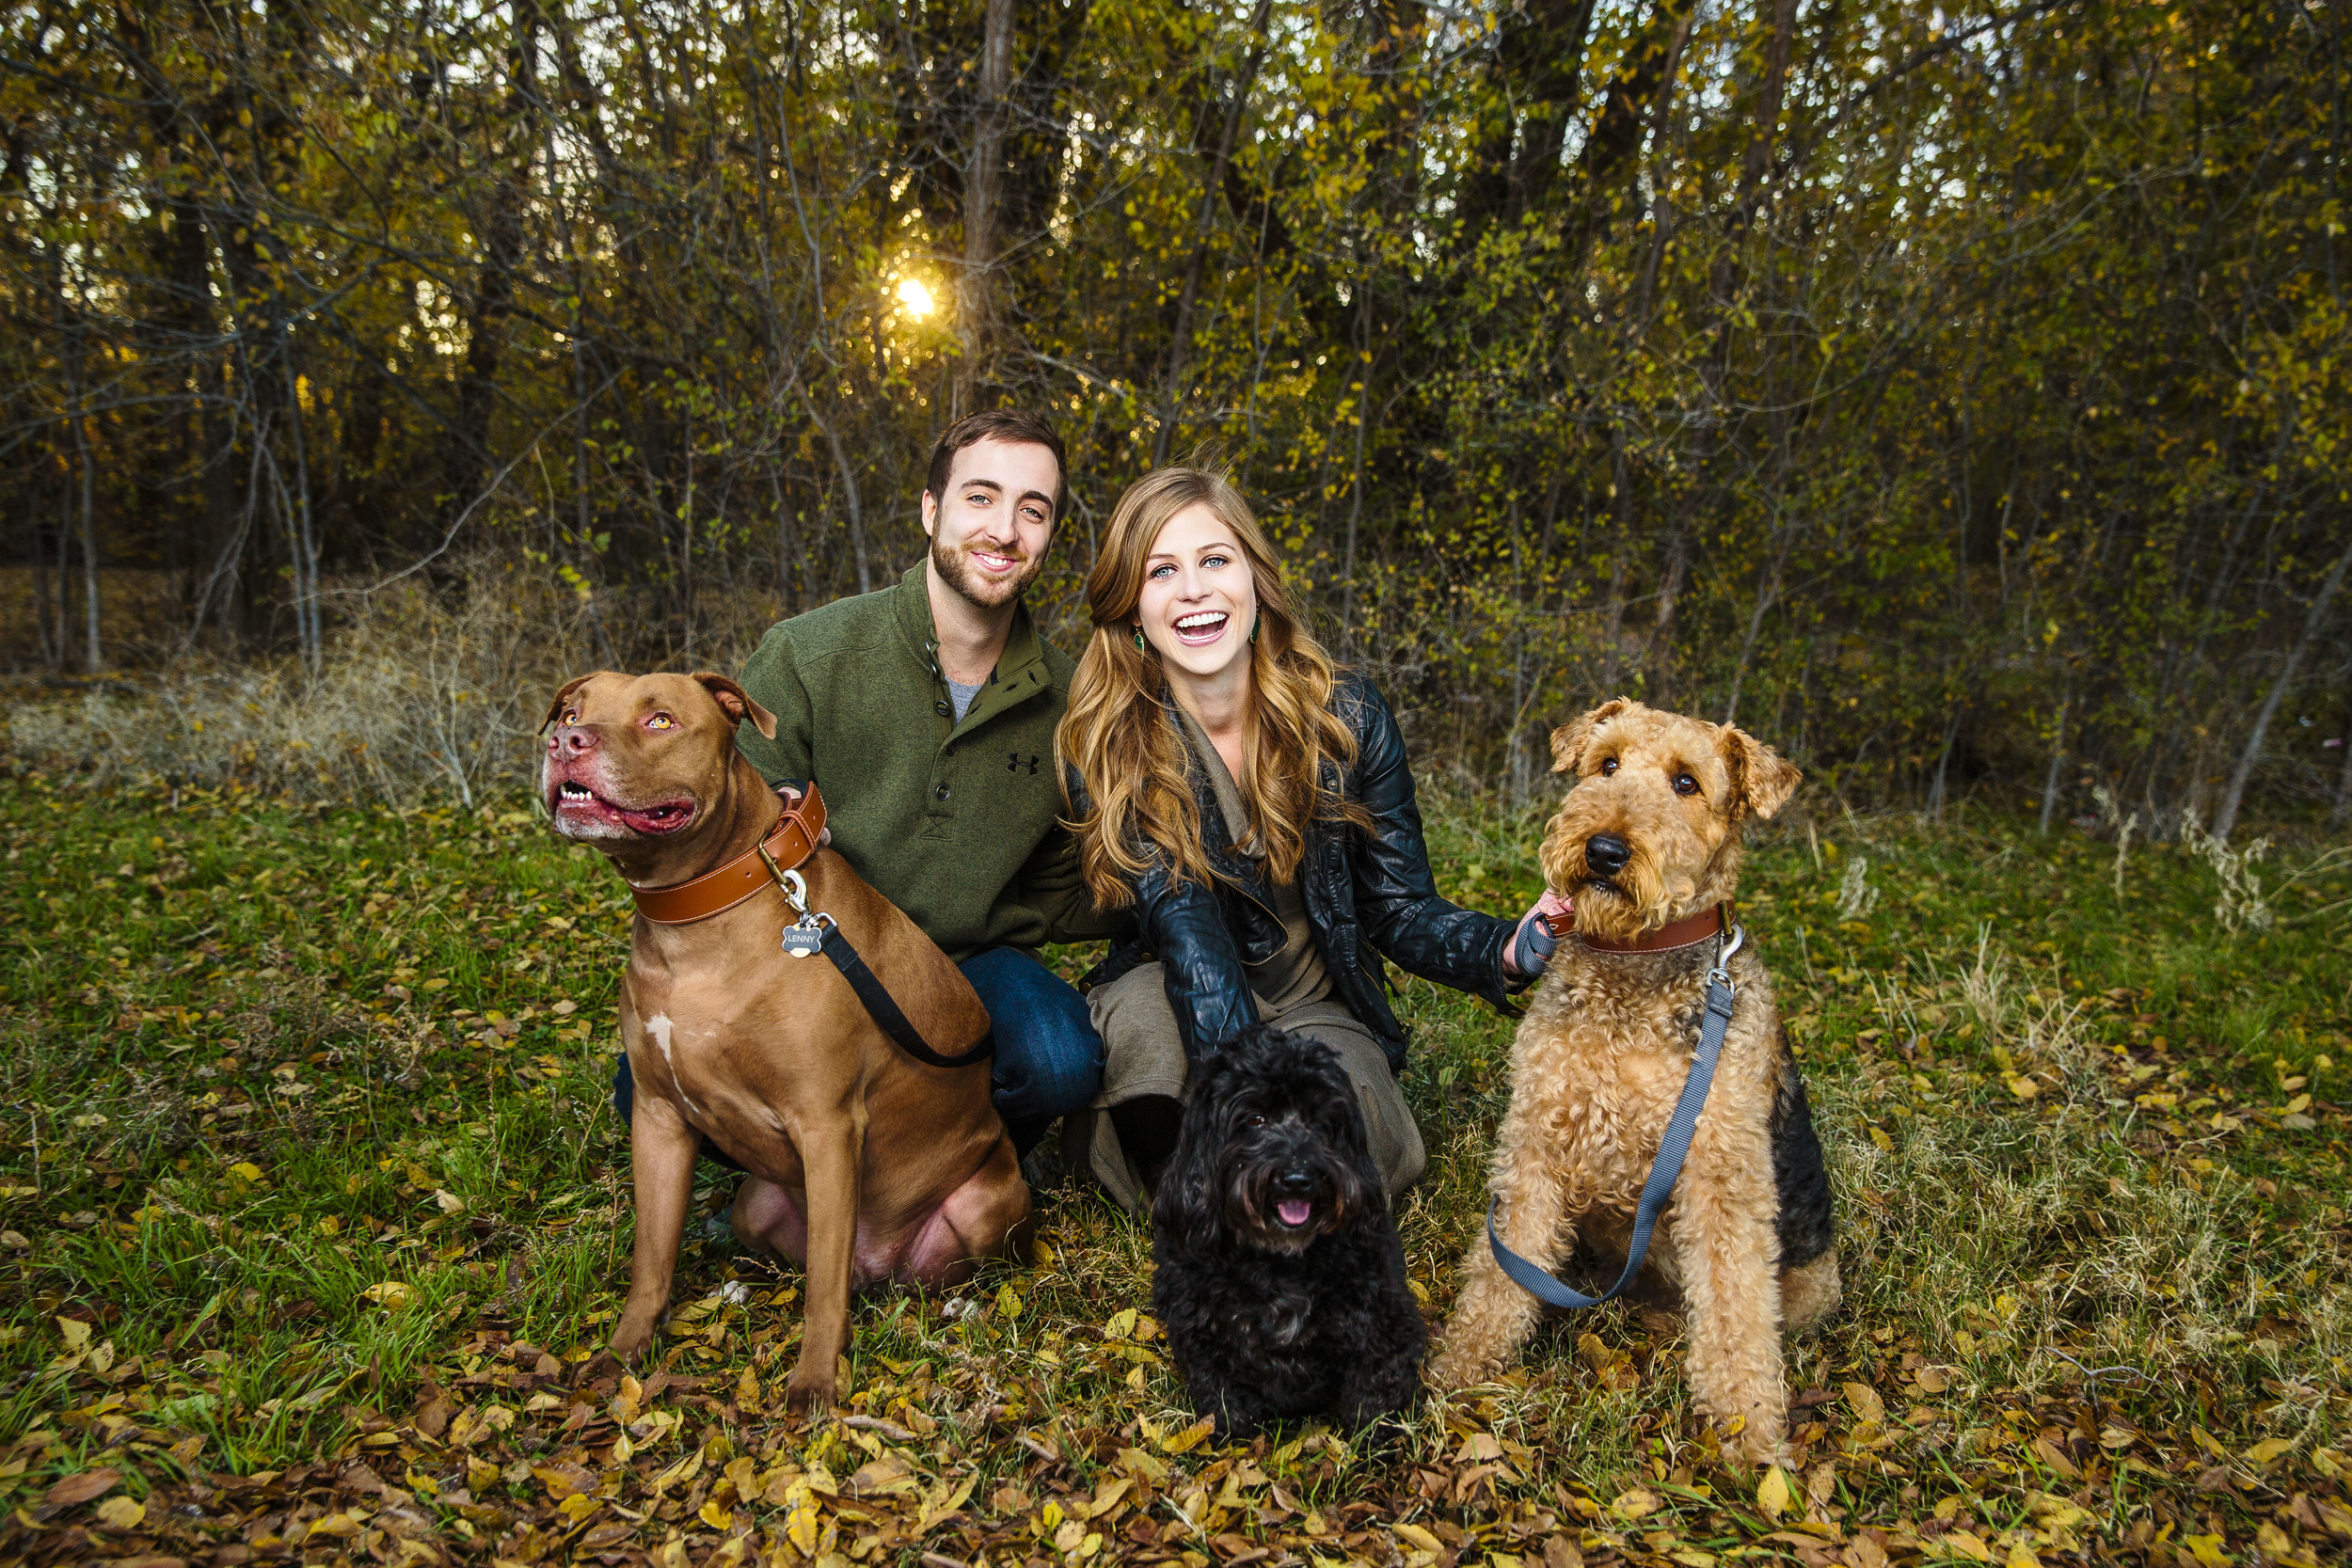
xmin=1486 ymin=926 xmax=1741 ymax=1309
xmin=817 ymin=921 xmax=993 ymax=1069
xmin=766 ymin=857 xmax=993 ymax=1071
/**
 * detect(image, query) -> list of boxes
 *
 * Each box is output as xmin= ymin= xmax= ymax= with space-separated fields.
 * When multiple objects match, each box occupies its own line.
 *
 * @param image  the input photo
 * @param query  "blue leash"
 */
xmin=1486 ymin=925 xmax=1742 ymax=1310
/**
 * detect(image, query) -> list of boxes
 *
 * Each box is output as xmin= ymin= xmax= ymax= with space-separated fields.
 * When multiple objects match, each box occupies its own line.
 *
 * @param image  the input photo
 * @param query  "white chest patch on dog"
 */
xmin=644 ymin=1013 xmax=705 ymax=1117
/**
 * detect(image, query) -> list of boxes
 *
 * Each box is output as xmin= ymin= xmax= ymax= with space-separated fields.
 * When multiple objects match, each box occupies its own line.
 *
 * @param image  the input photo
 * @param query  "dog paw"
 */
xmin=1424 ymin=1345 xmax=1496 ymax=1391
xmin=608 ymin=1316 xmax=659 ymax=1366
xmin=783 ymin=1369 xmax=838 ymax=1414
xmin=1723 ymin=1426 xmax=1789 ymax=1469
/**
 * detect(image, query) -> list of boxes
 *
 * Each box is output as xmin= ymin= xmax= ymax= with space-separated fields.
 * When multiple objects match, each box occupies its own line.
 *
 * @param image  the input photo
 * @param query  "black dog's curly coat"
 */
xmin=1151 ymin=1024 xmax=1425 ymax=1438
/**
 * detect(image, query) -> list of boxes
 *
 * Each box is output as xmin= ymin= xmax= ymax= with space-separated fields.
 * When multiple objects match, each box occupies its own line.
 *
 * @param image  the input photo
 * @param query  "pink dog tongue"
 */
xmin=1277 ymin=1200 xmax=1312 ymax=1227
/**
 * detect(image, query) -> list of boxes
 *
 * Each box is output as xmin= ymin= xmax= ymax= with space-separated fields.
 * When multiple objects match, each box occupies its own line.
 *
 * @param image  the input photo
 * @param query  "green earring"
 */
xmin=1133 ymin=626 xmax=1147 ymax=653
xmin=1249 ymin=610 xmax=1261 ymax=645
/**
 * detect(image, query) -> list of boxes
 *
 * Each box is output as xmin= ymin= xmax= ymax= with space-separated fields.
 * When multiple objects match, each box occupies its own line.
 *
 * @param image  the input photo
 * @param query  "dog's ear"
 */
xmin=1550 ymin=698 xmax=1634 ymax=774
xmin=1149 ymin=1097 xmax=1227 ymax=1254
xmin=692 ymin=673 xmax=778 ymax=741
xmin=1724 ymin=724 xmax=1802 ymax=819
xmin=540 ymin=673 xmax=608 ymax=734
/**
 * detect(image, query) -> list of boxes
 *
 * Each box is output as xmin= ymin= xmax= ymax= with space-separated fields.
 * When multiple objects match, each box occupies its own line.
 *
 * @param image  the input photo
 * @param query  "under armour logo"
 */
xmin=1008 ymin=752 xmax=1040 ymax=775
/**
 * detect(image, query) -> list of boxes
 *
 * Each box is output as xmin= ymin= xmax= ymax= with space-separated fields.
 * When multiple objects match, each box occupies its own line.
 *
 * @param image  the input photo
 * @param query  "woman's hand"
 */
xmin=1503 ymin=889 xmax=1574 ymax=979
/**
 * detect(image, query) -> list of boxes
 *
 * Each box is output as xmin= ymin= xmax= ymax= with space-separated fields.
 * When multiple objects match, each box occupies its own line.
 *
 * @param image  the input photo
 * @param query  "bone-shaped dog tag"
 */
xmin=779 ymin=921 xmax=824 ymax=958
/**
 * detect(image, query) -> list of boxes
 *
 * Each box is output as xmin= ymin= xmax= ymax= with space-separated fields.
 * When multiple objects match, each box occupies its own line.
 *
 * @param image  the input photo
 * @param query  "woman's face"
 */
xmin=1136 ymin=503 xmax=1258 ymax=683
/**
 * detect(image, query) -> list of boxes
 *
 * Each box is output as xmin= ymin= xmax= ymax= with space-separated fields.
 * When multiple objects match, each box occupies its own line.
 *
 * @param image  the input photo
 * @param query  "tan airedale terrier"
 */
xmin=1428 ymin=698 xmax=1839 ymax=1463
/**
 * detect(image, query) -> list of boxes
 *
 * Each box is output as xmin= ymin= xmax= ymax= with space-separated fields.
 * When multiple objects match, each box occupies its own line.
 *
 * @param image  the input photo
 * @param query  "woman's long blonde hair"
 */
xmin=1057 ymin=466 xmax=1364 ymax=909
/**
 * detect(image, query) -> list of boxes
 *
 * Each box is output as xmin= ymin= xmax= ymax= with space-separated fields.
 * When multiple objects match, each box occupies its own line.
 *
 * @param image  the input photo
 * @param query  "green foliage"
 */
xmin=3 ymin=0 xmax=2349 ymax=816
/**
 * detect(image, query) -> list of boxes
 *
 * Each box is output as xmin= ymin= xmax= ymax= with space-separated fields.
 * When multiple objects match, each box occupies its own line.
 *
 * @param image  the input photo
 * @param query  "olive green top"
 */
xmin=733 ymin=564 xmax=1118 ymax=960
xmin=1172 ymin=704 xmax=1332 ymax=1014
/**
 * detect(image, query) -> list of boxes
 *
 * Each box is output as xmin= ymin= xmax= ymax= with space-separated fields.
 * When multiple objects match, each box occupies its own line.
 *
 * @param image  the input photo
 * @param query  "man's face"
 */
xmin=922 ymin=438 xmax=1058 ymax=610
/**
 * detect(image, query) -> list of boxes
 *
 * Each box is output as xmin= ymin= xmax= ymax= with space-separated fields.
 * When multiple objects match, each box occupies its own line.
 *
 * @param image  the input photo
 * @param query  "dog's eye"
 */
xmin=646 ymin=713 xmax=675 ymax=731
xmin=1674 ymin=772 xmax=1700 ymax=797
xmin=1245 ymin=1114 xmax=1266 ymax=1128
xmin=1598 ymin=757 xmax=1618 ymax=776
xmin=562 ymin=710 xmax=578 ymax=725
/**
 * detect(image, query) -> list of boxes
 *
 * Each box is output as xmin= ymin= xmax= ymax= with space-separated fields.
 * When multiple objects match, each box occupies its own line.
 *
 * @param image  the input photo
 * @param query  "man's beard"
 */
xmin=931 ymin=533 xmax=1045 ymax=609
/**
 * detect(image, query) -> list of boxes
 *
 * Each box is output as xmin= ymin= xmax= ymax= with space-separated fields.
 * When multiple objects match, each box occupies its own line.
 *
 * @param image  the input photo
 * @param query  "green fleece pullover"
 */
xmin=733 ymin=564 xmax=1117 ymax=959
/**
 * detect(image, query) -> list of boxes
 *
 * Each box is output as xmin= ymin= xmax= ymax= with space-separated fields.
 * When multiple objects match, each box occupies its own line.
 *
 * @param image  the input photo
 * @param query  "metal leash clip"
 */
xmin=759 ymin=854 xmax=835 ymax=958
xmin=1708 ymin=922 xmax=1745 ymax=995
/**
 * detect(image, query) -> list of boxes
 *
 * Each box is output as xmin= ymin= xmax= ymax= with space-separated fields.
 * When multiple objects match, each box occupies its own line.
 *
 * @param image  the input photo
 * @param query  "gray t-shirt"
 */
xmin=946 ymin=677 xmax=983 ymax=721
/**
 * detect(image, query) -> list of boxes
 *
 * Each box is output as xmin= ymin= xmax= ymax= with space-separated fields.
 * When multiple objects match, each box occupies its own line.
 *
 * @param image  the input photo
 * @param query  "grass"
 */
xmin=0 ymin=768 xmax=2348 ymax=1568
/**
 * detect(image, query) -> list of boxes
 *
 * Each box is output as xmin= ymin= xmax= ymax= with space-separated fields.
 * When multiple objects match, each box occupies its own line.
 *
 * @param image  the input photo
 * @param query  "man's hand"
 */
xmin=1503 ymin=889 xmax=1573 ymax=979
xmin=777 ymin=783 xmax=833 ymax=847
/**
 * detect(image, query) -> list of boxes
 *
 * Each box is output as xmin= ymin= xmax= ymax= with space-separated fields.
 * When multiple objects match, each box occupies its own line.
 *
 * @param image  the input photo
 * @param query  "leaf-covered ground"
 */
xmin=1 ymin=772 xmax=2348 ymax=1568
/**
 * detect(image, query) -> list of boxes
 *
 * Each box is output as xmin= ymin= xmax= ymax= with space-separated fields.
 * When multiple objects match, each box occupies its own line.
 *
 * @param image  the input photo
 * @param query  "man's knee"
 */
xmin=993 ymin=1021 xmax=1104 ymax=1117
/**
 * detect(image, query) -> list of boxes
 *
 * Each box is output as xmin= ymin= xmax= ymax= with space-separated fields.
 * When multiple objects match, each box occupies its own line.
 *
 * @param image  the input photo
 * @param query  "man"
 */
xmin=731 ymin=409 xmax=1115 ymax=1158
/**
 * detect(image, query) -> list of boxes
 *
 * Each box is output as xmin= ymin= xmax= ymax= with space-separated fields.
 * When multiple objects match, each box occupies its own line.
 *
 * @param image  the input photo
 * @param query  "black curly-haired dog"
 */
xmin=1151 ymin=1024 xmax=1425 ymax=1439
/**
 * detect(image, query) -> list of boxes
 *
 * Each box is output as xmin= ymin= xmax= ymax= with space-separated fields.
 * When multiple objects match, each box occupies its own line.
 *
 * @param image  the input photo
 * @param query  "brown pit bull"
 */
xmin=542 ymin=670 xmax=1030 ymax=1410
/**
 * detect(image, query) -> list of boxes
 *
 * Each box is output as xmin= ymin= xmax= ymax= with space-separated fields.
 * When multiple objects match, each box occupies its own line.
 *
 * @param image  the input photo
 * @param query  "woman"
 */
xmin=1057 ymin=466 xmax=1565 ymax=1208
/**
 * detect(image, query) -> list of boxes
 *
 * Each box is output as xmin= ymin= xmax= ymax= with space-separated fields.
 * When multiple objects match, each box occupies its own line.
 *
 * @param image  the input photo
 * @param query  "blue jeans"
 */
xmin=611 ymin=946 xmax=1102 ymax=1163
xmin=961 ymin=946 xmax=1104 ymax=1156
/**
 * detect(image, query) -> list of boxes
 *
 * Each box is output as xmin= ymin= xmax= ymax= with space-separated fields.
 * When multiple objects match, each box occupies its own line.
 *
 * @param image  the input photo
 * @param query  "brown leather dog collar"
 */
xmin=1544 ymin=899 xmax=1735 ymax=955
xmin=630 ymin=784 xmax=828 ymax=925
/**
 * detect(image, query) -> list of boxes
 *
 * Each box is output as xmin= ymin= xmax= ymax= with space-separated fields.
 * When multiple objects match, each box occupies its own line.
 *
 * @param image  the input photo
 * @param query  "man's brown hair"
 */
xmin=925 ymin=410 xmax=1069 ymax=527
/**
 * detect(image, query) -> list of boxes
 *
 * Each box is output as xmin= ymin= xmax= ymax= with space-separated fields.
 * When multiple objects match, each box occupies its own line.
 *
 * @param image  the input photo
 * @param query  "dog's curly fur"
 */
xmin=1428 ymin=699 xmax=1840 ymax=1464
xmin=1152 ymin=1025 xmax=1425 ymax=1439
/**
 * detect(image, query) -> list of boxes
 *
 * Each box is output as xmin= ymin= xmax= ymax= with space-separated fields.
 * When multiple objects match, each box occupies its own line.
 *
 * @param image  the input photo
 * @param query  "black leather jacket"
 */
xmin=1075 ymin=671 xmax=1522 ymax=1069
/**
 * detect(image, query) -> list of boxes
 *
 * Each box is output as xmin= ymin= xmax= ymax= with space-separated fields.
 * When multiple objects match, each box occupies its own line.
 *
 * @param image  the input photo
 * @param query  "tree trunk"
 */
xmin=2038 ymin=684 xmax=2071 ymax=835
xmin=2213 ymin=537 xmax=2352 ymax=841
xmin=72 ymin=347 xmax=102 ymax=673
xmin=1340 ymin=269 xmax=1371 ymax=646
xmin=956 ymin=0 xmax=1015 ymax=415
xmin=2330 ymin=689 xmax=2352 ymax=828
xmin=1152 ymin=0 xmax=1276 ymax=465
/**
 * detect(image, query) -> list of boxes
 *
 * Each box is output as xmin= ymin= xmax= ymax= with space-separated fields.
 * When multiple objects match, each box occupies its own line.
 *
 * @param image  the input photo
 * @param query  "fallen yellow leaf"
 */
xmin=1843 ymin=1381 xmax=1887 ymax=1426
xmin=2181 ymin=1536 xmax=2229 ymax=1568
xmin=1936 ymin=1529 xmax=1992 ymax=1561
xmin=360 ymin=1281 xmax=411 ymax=1308
xmin=2244 ymin=1437 xmax=2293 ymax=1465
xmin=1756 ymin=1465 xmax=1794 ymax=1520
xmin=1394 ymin=1524 xmax=1445 ymax=1555
xmin=1610 ymin=1486 xmax=1661 ymax=1519
xmin=94 ymin=1496 xmax=144 ymax=1530
xmin=700 ymin=1501 xmax=734 ymax=1530
xmin=1160 ymin=1415 xmax=1216 ymax=1455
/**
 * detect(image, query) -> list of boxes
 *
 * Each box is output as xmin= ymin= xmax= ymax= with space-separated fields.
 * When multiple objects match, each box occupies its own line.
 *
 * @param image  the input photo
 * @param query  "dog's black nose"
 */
xmin=1276 ymin=1165 xmax=1316 ymax=1195
xmin=1585 ymin=833 xmax=1631 ymax=877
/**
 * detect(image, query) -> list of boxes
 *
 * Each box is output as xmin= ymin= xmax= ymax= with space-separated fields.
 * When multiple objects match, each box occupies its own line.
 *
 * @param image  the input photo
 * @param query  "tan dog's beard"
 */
xmin=1540 ymin=805 xmax=1683 ymax=943
xmin=931 ymin=533 xmax=1042 ymax=610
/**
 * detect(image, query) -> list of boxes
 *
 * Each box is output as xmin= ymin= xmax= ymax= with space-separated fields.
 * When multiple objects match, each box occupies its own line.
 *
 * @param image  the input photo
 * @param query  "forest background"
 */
xmin=4 ymin=0 xmax=2351 ymax=834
